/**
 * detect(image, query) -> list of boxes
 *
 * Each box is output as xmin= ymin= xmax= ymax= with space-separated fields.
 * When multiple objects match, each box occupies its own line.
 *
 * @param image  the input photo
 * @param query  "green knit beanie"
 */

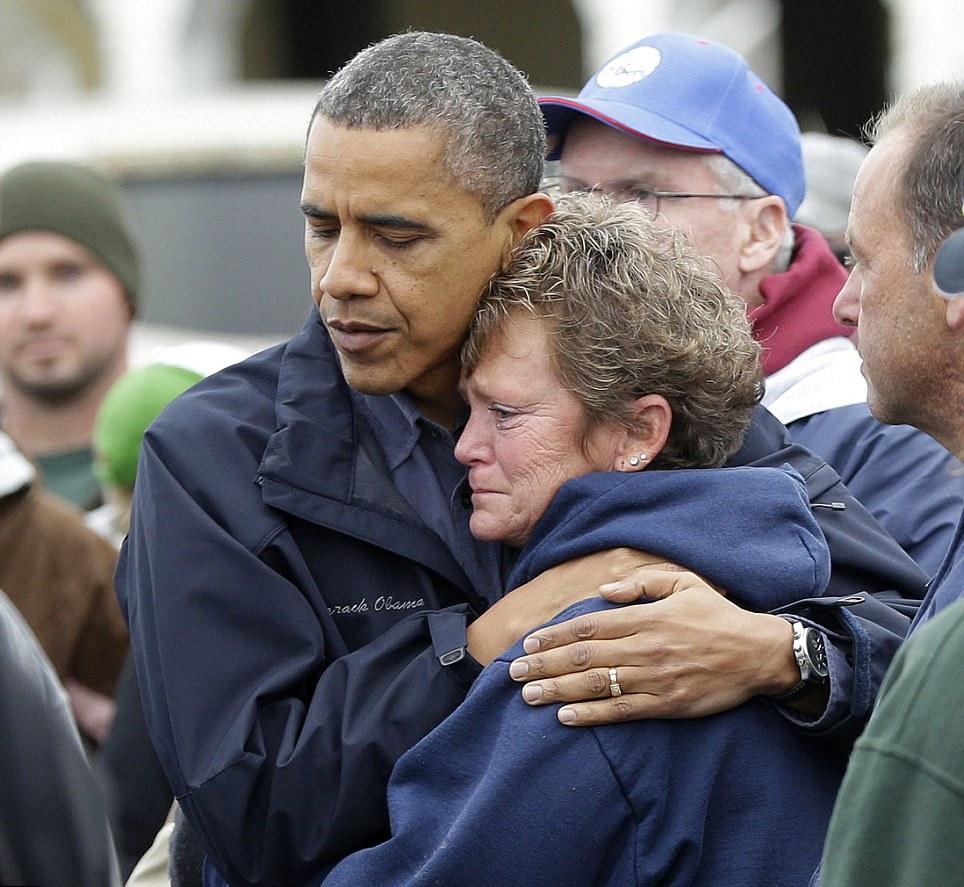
xmin=0 ymin=161 xmax=140 ymax=311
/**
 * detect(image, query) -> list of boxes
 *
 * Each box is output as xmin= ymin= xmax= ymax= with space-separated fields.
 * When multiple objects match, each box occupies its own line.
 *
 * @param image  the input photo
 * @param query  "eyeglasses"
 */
xmin=541 ymin=174 xmax=763 ymax=214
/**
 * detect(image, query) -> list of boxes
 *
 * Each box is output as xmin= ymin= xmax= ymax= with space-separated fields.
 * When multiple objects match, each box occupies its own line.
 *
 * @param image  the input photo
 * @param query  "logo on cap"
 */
xmin=595 ymin=46 xmax=661 ymax=89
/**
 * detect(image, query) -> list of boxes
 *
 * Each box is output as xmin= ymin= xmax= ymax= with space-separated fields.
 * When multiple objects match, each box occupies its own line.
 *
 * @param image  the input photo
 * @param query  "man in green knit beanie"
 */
xmin=0 ymin=160 xmax=139 ymax=510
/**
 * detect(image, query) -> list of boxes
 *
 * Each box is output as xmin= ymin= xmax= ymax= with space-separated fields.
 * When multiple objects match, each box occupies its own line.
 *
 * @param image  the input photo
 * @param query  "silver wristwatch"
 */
xmin=788 ymin=619 xmax=829 ymax=682
xmin=768 ymin=617 xmax=829 ymax=703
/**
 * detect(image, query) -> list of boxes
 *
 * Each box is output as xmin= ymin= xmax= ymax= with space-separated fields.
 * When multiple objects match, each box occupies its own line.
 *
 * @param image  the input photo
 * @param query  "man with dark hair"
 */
xmin=119 ymin=31 xmax=927 ymax=887
xmin=120 ymin=33 xmax=559 ymax=887
xmin=820 ymin=82 xmax=964 ymax=886
xmin=0 ymin=161 xmax=138 ymax=511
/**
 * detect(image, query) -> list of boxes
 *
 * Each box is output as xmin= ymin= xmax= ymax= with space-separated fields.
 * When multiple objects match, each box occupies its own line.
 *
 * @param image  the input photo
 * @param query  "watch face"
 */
xmin=805 ymin=629 xmax=829 ymax=678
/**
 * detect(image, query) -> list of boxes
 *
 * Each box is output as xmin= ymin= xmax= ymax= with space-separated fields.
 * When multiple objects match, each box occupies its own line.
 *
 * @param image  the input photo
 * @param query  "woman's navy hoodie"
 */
xmin=320 ymin=465 xmax=843 ymax=887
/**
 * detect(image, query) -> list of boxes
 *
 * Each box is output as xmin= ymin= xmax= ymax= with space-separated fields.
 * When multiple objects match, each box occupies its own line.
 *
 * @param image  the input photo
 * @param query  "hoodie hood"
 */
xmin=508 ymin=464 xmax=829 ymax=611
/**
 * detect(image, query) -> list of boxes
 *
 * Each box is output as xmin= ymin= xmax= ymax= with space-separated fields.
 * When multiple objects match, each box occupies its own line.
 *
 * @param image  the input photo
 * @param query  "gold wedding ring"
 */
xmin=609 ymin=666 xmax=623 ymax=697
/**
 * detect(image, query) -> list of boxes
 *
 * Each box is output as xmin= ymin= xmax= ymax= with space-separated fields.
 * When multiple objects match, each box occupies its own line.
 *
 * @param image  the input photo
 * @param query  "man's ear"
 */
xmin=502 ymin=192 xmax=554 ymax=244
xmin=945 ymin=295 xmax=964 ymax=331
xmin=737 ymin=196 xmax=788 ymax=276
xmin=610 ymin=395 xmax=672 ymax=471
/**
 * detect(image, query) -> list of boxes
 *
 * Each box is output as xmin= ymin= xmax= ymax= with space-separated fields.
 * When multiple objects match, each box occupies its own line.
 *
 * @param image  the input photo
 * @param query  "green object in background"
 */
xmin=93 ymin=364 xmax=203 ymax=490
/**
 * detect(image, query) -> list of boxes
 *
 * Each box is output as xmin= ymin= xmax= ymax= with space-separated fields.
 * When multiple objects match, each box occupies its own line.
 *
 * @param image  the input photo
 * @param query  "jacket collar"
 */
xmin=259 ymin=314 xmax=357 ymax=501
xmin=762 ymin=337 xmax=867 ymax=424
xmin=750 ymin=225 xmax=852 ymax=376
xmin=257 ymin=314 xmax=477 ymax=598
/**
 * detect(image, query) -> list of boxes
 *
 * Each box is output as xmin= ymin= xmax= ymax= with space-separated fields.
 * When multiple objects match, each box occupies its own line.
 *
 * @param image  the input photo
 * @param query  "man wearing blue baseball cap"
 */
xmin=540 ymin=32 xmax=964 ymax=577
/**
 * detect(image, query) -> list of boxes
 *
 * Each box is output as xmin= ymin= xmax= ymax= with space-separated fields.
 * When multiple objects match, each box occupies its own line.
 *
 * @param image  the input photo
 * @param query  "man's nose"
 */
xmin=318 ymin=234 xmax=378 ymax=302
xmin=833 ymin=271 xmax=859 ymax=327
xmin=19 ymin=278 xmax=59 ymax=324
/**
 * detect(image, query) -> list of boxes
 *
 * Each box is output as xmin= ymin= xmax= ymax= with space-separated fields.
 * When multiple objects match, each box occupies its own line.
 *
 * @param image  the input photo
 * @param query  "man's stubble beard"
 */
xmin=2 ymin=353 xmax=117 ymax=407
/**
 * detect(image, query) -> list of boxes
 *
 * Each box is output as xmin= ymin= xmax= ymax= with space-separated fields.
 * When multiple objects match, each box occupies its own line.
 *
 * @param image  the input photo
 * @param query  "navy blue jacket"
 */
xmin=320 ymin=468 xmax=841 ymax=887
xmin=118 ymin=314 xmax=926 ymax=887
xmin=790 ymin=403 xmax=964 ymax=576
xmin=726 ymin=407 xmax=927 ymax=742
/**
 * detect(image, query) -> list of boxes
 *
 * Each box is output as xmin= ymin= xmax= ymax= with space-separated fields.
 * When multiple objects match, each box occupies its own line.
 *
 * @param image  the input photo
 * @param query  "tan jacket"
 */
xmin=0 ymin=483 xmax=127 ymax=696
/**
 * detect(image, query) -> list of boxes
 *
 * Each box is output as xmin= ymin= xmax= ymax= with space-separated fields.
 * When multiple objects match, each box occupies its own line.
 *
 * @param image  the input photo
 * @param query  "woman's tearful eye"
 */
xmin=488 ymin=404 xmax=522 ymax=429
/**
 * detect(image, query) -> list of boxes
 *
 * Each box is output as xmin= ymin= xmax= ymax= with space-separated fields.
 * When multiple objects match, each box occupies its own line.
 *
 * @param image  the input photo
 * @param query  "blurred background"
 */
xmin=1 ymin=0 xmax=962 ymax=356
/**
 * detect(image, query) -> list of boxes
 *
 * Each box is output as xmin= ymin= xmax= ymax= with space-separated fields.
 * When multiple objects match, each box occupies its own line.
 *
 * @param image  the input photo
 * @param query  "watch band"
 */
xmin=767 ymin=678 xmax=813 ymax=705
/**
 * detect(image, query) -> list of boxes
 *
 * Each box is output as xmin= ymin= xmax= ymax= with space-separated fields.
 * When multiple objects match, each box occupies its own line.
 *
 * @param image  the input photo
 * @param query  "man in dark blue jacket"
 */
xmin=818 ymin=82 xmax=964 ymax=887
xmin=117 ymin=31 xmax=926 ymax=887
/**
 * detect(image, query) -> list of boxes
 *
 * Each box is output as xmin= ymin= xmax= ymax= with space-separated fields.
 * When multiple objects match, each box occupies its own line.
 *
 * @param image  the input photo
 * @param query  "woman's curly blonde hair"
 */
xmin=462 ymin=192 xmax=763 ymax=469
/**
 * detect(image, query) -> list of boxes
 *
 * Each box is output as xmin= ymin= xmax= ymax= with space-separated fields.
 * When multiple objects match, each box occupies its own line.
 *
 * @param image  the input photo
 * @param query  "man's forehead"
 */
xmin=0 ymin=229 xmax=93 ymax=261
xmin=559 ymin=117 xmax=713 ymax=176
xmin=848 ymin=138 xmax=908 ymax=240
xmin=305 ymin=120 xmax=446 ymax=174
xmin=301 ymin=119 xmax=478 ymax=209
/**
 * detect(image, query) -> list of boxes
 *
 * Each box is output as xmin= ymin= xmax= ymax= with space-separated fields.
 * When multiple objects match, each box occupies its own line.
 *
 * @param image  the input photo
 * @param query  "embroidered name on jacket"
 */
xmin=328 ymin=595 xmax=425 ymax=616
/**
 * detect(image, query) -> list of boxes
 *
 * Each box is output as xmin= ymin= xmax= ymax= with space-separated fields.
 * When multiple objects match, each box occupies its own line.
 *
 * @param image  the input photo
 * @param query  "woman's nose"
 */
xmin=455 ymin=413 xmax=488 ymax=466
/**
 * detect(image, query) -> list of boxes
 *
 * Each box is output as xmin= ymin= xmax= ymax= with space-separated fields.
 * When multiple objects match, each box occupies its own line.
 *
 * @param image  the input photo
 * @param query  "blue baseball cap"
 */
xmin=540 ymin=33 xmax=805 ymax=217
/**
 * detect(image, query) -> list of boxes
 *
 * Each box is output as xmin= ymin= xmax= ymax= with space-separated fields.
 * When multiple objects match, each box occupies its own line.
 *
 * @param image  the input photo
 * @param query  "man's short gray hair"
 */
xmin=311 ymin=31 xmax=545 ymax=219
xmin=463 ymin=192 xmax=763 ymax=470
xmin=867 ymin=82 xmax=964 ymax=272
xmin=705 ymin=153 xmax=767 ymax=201
xmin=704 ymin=153 xmax=796 ymax=271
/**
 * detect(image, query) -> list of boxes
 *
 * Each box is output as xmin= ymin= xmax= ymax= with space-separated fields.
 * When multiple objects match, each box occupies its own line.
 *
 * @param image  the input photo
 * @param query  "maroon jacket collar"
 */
xmin=749 ymin=224 xmax=852 ymax=375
